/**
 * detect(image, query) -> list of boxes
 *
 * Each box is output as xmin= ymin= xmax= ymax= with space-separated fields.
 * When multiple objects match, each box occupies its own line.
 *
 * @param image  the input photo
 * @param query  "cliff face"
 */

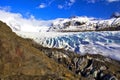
xmin=0 ymin=21 xmax=79 ymax=79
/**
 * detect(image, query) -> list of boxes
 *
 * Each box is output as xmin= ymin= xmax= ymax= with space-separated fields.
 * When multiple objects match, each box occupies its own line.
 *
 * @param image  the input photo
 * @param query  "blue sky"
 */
xmin=0 ymin=0 xmax=120 ymax=20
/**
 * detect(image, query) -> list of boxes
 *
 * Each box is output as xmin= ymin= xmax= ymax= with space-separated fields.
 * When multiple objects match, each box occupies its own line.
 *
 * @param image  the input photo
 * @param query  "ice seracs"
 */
xmin=16 ymin=31 xmax=120 ymax=61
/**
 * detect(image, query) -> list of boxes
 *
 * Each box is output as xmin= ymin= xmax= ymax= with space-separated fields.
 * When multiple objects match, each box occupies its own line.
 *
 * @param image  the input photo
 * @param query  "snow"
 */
xmin=48 ymin=17 xmax=120 ymax=32
xmin=16 ymin=31 xmax=120 ymax=61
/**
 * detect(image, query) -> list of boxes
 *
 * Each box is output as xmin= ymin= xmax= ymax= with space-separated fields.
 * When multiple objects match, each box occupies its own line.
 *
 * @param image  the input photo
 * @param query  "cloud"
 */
xmin=48 ymin=0 xmax=55 ymax=5
xmin=0 ymin=10 xmax=52 ymax=32
xmin=38 ymin=0 xmax=55 ymax=9
xmin=68 ymin=0 xmax=76 ymax=6
xmin=85 ymin=0 xmax=98 ymax=3
xmin=38 ymin=0 xmax=76 ymax=9
xmin=38 ymin=3 xmax=46 ymax=8
xmin=66 ymin=0 xmax=76 ymax=8
xmin=106 ymin=0 xmax=120 ymax=2
xmin=0 ymin=6 xmax=11 ymax=11
xmin=89 ymin=0 xmax=96 ymax=3
xmin=85 ymin=0 xmax=120 ymax=3
xmin=58 ymin=5 xmax=64 ymax=9
xmin=58 ymin=0 xmax=76 ymax=9
xmin=70 ymin=0 xmax=76 ymax=3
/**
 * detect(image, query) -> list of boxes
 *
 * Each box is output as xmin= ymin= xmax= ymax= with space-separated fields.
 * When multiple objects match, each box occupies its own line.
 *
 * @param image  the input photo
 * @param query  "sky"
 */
xmin=0 ymin=0 xmax=120 ymax=20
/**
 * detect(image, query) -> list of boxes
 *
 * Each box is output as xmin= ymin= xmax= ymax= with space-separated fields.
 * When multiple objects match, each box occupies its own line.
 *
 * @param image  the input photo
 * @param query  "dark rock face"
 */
xmin=111 ymin=12 xmax=120 ymax=18
xmin=33 ymin=43 xmax=120 ymax=80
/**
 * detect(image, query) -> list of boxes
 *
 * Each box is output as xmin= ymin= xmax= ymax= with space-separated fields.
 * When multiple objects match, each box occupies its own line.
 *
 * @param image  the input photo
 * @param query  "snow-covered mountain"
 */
xmin=16 ymin=31 xmax=120 ymax=61
xmin=0 ymin=9 xmax=120 ymax=32
xmin=48 ymin=16 xmax=120 ymax=32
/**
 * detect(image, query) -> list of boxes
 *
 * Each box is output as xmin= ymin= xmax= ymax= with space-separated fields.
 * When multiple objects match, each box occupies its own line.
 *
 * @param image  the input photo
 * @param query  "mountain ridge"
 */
xmin=48 ymin=17 xmax=120 ymax=32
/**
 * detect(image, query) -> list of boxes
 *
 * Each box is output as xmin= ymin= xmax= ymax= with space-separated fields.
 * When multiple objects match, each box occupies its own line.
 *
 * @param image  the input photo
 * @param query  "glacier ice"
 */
xmin=16 ymin=31 xmax=120 ymax=61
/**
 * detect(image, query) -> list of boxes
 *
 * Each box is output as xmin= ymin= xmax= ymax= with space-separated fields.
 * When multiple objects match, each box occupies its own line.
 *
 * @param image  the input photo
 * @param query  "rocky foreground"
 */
xmin=34 ymin=44 xmax=120 ymax=80
xmin=0 ymin=21 xmax=120 ymax=80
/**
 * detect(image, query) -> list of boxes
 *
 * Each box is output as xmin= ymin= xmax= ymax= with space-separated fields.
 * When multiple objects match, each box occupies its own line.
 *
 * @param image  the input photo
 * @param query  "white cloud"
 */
xmin=48 ymin=0 xmax=55 ymax=5
xmin=70 ymin=0 xmax=76 ymax=3
xmin=86 ymin=0 xmax=120 ymax=3
xmin=58 ymin=0 xmax=76 ymax=9
xmin=58 ymin=5 xmax=64 ymax=9
xmin=68 ymin=0 xmax=76 ymax=6
xmin=0 ymin=10 xmax=52 ymax=32
xmin=38 ymin=0 xmax=76 ymax=9
xmin=0 ymin=6 xmax=11 ymax=11
xmin=38 ymin=3 xmax=46 ymax=8
xmin=86 ymin=0 xmax=97 ymax=3
xmin=106 ymin=0 xmax=120 ymax=2
xmin=38 ymin=0 xmax=55 ymax=9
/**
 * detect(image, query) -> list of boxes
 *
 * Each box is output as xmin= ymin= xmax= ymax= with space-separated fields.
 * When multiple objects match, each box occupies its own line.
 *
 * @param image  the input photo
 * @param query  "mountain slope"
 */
xmin=0 ymin=21 xmax=79 ymax=79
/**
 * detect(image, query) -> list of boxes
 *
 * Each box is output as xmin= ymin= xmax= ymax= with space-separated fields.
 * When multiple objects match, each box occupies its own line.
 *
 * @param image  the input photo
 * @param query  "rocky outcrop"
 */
xmin=111 ymin=12 xmax=120 ymax=18
xmin=33 ymin=43 xmax=120 ymax=80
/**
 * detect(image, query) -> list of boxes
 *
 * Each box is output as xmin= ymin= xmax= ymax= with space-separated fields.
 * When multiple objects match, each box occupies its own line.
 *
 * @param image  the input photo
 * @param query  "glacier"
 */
xmin=0 ymin=10 xmax=120 ymax=61
xmin=16 ymin=31 xmax=120 ymax=61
